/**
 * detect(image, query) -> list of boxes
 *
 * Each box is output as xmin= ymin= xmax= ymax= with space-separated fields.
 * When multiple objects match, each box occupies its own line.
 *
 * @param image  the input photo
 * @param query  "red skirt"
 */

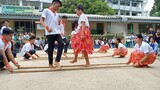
xmin=71 ymin=27 xmax=94 ymax=54
xmin=113 ymin=48 xmax=128 ymax=57
xmin=128 ymin=51 xmax=156 ymax=65
xmin=98 ymin=45 xmax=110 ymax=52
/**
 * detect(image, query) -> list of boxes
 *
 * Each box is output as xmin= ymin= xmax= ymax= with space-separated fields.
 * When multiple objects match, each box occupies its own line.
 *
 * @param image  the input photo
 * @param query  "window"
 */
xmin=14 ymin=21 xmax=35 ymax=33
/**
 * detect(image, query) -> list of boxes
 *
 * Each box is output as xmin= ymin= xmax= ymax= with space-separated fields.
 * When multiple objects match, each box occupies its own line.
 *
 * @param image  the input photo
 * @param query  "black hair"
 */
xmin=115 ymin=38 xmax=121 ymax=48
xmin=150 ymin=36 xmax=156 ymax=41
xmin=62 ymin=15 xmax=68 ymax=19
xmin=72 ymin=19 xmax=78 ymax=30
xmin=135 ymin=34 xmax=143 ymax=41
xmin=52 ymin=0 xmax=62 ymax=7
xmin=2 ymin=20 xmax=9 ymax=24
xmin=29 ymin=36 xmax=36 ymax=40
xmin=76 ymin=5 xmax=84 ymax=12
xmin=2 ymin=28 xmax=14 ymax=35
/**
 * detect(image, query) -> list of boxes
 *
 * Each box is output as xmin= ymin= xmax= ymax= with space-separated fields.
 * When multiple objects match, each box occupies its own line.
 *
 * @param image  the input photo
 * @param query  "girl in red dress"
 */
xmin=70 ymin=5 xmax=94 ymax=67
xmin=112 ymin=38 xmax=128 ymax=57
xmin=127 ymin=34 xmax=156 ymax=67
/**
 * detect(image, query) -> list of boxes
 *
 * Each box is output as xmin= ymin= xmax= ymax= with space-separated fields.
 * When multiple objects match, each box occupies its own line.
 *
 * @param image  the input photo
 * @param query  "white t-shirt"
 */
xmin=35 ymin=40 xmax=41 ymax=47
xmin=44 ymin=44 xmax=48 ymax=51
xmin=101 ymin=41 xmax=105 ymax=45
xmin=95 ymin=39 xmax=99 ymax=45
xmin=0 ymin=38 xmax=11 ymax=51
xmin=41 ymin=9 xmax=61 ymax=35
xmin=118 ymin=43 xmax=126 ymax=49
xmin=134 ymin=42 xmax=154 ymax=54
xmin=20 ymin=43 xmax=34 ymax=56
xmin=125 ymin=36 xmax=131 ymax=42
xmin=76 ymin=13 xmax=90 ymax=33
xmin=59 ymin=23 xmax=65 ymax=39
xmin=71 ymin=31 xmax=77 ymax=36
xmin=0 ymin=26 xmax=12 ymax=35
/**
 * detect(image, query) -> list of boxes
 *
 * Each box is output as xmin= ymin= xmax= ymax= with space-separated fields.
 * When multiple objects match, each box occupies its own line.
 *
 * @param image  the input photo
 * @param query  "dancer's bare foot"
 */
xmin=63 ymin=53 xmax=68 ymax=58
xmin=49 ymin=64 xmax=54 ymax=69
xmin=126 ymin=61 xmax=131 ymax=65
xmin=54 ymin=51 xmax=57 ymax=55
xmin=70 ymin=60 xmax=77 ymax=64
xmin=84 ymin=63 xmax=90 ymax=67
xmin=54 ymin=61 xmax=61 ymax=69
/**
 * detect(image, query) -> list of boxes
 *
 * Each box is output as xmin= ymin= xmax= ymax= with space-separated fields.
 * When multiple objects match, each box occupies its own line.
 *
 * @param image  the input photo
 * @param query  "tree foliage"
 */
xmin=58 ymin=0 xmax=115 ymax=15
xmin=150 ymin=0 xmax=160 ymax=16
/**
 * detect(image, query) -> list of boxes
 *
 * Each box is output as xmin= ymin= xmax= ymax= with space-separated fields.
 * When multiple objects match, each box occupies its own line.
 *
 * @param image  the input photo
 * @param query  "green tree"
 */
xmin=150 ymin=0 xmax=160 ymax=16
xmin=58 ymin=0 xmax=115 ymax=15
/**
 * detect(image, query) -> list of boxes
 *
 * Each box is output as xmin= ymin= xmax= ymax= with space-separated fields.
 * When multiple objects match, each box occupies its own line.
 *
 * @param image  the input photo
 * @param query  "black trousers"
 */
xmin=0 ymin=51 xmax=16 ymax=68
xmin=63 ymin=38 xmax=69 ymax=53
xmin=47 ymin=34 xmax=64 ymax=64
xmin=24 ymin=50 xmax=36 ymax=59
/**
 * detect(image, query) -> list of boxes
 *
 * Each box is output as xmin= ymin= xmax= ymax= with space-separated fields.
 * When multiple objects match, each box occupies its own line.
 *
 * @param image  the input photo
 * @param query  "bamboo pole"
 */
xmin=13 ymin=64 xmax=131 ymax=73
xmin=13 ymin=65 xmax=130 ymax=73
xmin=18 ymin=63 xmax=127 ymax=69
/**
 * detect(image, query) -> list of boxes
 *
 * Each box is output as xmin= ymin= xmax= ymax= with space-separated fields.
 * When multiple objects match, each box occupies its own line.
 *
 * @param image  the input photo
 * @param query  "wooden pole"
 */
xmin=13 ymin=64 xmax=131 ymax=73
xmin=18 ymin=63 xmax=127 ymax=69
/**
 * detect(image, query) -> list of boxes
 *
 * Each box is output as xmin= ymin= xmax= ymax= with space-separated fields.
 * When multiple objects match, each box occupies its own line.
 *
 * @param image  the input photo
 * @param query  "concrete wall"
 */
xmin=36 ymin=30 xmax=45 ymax=38
xmin=103 ymin=22 xmax=108 ymax=34
xmin=90 ymin=22 xmax=97 ymax=30
xmin=111 ymin=22 xmax=127 ymax=34
xmin=65 ymin=21 xmax=72 ymax=35
xmin=133 ymin=23 xmax=139 ymax=34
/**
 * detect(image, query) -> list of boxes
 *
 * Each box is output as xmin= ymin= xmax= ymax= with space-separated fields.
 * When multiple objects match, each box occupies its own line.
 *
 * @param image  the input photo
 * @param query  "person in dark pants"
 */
xmin=0 ymin=55 xmax=3 ymax=70
xmin=59 ymin=15 xmax=69 ymax=58
xmin=20 ymin=36 xmax=39 ymax=60
xmin=148 ymin=27 xmax=156 ymax=42
xmin=0 ymin=28 xmax=20 ymax=73
xmin=40 ymin=0 xmax=64 ymax=69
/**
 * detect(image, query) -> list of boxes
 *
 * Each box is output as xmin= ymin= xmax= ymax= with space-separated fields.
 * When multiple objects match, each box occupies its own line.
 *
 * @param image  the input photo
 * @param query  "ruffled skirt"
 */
xmin=98 ymin=45 xmax=110 ymax=52
xmin=71 ymin=27 xmax=94 ymax=54
xmin=113 ymin=48 xmax=128 ymax=57
xmin=128 ymin=51 xmax=156 ymax=65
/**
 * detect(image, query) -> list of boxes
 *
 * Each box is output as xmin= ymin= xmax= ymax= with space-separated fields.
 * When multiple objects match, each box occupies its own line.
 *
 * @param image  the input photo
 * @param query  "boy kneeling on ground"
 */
xmin=0 ymin=28 xmax=20 ymax=72
xmin=21 ymin=36 xmax=39 ymax=60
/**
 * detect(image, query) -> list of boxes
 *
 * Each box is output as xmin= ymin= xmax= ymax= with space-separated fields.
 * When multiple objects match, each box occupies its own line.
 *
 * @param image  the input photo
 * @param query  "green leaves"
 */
xmin=150 ymin=0 xmax=160 ymax=17
xmin=58 ymin=0 xmax=115 ymax=15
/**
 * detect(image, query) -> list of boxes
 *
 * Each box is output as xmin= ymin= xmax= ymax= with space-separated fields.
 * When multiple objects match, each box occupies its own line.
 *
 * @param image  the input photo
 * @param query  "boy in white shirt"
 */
xmin=0 ymin=28 xmax=20 ymax=73
xmin=59 ymin=15 xmax=69 ymax=58
xmin=21 ymin=36 xmax=39 ymax=60
xmin=40 ymin=0 xmax=63 ymax=68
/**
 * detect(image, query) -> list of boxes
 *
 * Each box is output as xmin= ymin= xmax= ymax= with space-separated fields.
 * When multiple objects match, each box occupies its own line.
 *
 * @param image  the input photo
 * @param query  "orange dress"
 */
xmin=128 ymin=51 xmax=156 ymax=65
xmin=113 ymin=48 xmax=128 ymax=57
xmin=98 ymin=45 xmax=110 ymax=52
xmin=71 ymin=27 xmax=94 ymax=54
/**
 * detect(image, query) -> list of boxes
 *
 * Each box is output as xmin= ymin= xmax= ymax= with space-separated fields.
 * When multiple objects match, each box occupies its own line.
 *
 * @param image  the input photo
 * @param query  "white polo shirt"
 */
xmin=59 ymin=23 xmax=65 ymax=39
xmin=0 ymin=38 xmax=11 ymax=51
xmin=134 ymin=42 xmax=154 ymax=54
xmin=41 ymin=9 xmax=61 ymax=35
xmin=20 ymin=43 xmax=34 ymax=56
xmin=118 ymin=43 xmax=126 ymax=49
xmin=76 ymin=13 xmax=90 ymax=33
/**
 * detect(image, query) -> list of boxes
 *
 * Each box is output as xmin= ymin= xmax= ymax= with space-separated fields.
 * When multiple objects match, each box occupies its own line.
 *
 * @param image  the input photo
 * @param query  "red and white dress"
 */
xmin=71 ymin=13 xmax=93 ymax=54
xmin=98 ymin=42 xmax=110 ymax=52
xmin=113 ymin=43 xmax=128 ymax=57
xmin=128 ymin=42 xmax=156 ymax=65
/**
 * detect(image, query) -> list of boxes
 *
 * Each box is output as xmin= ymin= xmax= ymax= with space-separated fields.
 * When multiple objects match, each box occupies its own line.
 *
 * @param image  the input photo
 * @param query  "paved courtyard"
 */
xmin=0 ymin=48 xmax=160 ymax=90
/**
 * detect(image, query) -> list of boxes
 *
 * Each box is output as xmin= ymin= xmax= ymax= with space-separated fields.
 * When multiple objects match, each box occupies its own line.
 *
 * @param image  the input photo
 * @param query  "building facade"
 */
xmin=105 ymin=0 xmax=148 ymax=16
xmin=0 ymin=0 xmax=160 ymax=38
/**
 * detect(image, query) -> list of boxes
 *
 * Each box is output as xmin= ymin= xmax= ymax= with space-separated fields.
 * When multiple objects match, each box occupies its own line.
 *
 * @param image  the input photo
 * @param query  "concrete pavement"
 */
xmin=0 ymin=48 xmax=160 ymax=90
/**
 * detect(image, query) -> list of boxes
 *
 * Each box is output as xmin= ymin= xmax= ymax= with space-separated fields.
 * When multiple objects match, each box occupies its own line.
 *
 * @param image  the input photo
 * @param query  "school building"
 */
xmin=0 ymin=5 xmax=160 ymax=38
